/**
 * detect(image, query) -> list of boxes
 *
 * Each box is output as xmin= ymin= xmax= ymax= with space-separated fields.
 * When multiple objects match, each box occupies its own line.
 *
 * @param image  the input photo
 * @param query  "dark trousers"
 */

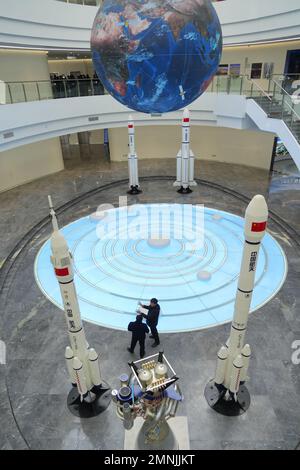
xmin=130 ymin=336 xmax=145 ymax=358
xmin=149 ymin=324 xmax=160 ymax=344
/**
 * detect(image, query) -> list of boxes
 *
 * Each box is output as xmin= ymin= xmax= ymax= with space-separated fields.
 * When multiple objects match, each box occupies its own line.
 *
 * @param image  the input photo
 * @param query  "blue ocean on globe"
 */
xmin=91 ymin=0 xmax=222 ymax=114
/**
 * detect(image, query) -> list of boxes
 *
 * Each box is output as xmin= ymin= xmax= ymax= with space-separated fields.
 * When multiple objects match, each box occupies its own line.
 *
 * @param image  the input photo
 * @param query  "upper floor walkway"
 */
xmin=1 ymin=74 xmax=300 ymax=172
xmin=0 ymin=0 xmax=300 ymax=51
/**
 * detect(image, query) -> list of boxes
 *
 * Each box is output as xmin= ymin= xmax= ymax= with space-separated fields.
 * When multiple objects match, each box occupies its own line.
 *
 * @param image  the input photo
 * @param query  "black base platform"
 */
xmin=67 ymin=383 xmax=112 ymax=418
xmin=204 ymin=380 xmax=251 ymax=416
xmin=127 ymin=186 xmax=142 ymax=195
xmin=177 ymin=186 xmax=193 ymax=194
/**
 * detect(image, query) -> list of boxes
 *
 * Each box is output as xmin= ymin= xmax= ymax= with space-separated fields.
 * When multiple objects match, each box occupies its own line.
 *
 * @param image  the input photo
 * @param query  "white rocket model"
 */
xmin=174 ymin=108 xmax=197 ymax=193
xmin=48 ymin=196 xmax=102 ymax=401
xmin=127 ymin=115 xmax=142 ymax=195
xmin=205 ymin=195 xmax=268 ymax=414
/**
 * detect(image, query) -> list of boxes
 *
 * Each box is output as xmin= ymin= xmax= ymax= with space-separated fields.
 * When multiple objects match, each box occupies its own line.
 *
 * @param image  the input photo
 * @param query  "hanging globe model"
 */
xmin=91 ymin=0 xmax=222 ymax=114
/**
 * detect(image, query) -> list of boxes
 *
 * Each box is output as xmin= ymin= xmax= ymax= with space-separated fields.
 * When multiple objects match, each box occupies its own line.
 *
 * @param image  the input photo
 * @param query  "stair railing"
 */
xmin=270 ymin=78 xmax=300 ymax=142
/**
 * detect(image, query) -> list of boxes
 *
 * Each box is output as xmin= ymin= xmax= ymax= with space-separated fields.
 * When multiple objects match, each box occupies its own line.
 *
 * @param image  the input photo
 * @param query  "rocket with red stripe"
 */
xmin=206 ymin=195 xmax=268 ymax=412
xmin=48 ymin=196 xmax=102 ymax=400
xmin=127 ymin=115 xmax=142 ymax=195
xmin=174 ymin=108 xmax=197 ymax=193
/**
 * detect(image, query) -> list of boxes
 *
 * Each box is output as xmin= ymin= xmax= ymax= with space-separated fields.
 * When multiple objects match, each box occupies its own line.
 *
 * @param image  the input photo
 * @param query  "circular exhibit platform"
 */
xmin=34 ymin=204 xmax=287 ymax=333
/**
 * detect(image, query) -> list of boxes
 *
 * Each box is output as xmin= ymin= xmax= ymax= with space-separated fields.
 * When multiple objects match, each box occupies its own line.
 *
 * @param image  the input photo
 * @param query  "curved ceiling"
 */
xmin=0 ymin=0 xmax=300 ymax=51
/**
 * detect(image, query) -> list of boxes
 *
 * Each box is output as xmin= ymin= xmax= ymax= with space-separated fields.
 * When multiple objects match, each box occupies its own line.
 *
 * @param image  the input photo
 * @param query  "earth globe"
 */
xmin=91 ymin=0 xmax=222 ymax=114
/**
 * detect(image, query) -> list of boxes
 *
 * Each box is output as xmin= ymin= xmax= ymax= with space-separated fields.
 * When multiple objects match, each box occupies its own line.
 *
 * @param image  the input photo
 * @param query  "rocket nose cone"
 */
xmin=218 ymin=346 xmax=229 ymax=360
xmin=241 ymin=344 xmax=251 ymax=356
xmin=72 ymin=357 xmax=82 ymax=370
xmin=51 ymin=230 xmax=68 ymax=250
xmin=88 ymin=348 xmax=98 ymax=361
xmin=233 ymin=354 xmax=244 ymax=368
xmin=65 ymin=346 xmax=74 ymax=359
xmin=128 ymin=114 xmax=133 ymax=122
xmin=246 ymin=195 xmax=268 ymax=220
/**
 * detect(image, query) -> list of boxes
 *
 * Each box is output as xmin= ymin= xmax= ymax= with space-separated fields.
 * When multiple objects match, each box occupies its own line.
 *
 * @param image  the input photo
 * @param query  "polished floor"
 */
xmin=0 ymin=151 xmax=300 ymax=450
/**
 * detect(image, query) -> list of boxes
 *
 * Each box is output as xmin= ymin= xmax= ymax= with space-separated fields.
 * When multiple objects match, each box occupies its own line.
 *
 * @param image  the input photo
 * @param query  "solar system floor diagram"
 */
xmin=35 ymin=204 xmax=287 ymax=333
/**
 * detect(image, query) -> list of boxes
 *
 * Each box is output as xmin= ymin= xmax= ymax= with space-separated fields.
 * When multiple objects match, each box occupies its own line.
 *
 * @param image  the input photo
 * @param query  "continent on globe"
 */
xmin=91 ymin=0 xmax=223 ymax=114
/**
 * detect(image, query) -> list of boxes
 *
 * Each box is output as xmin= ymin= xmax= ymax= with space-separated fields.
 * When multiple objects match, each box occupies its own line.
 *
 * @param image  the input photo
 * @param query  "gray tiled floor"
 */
xmin=0 ymin=154 xmax=299 ymax=450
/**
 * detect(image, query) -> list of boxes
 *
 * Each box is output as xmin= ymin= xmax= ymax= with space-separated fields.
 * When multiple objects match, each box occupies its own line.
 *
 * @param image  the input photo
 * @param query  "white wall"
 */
xmin=0 ymin=137 xmax=64 ymax=193
xmin=109 ymin=125 xmax=275 ymax=171
xmin=220 ymin=40 xmax=300 ymax=90
xmin=0 ymin=49 xmax=50 ymax=82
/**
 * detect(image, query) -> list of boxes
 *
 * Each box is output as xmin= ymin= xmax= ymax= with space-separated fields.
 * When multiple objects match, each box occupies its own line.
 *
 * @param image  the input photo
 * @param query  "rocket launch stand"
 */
xmin=204 ymin=381 xmax=250 ymax=417
xmin=67 ymin=382 xmax=112 ymax=418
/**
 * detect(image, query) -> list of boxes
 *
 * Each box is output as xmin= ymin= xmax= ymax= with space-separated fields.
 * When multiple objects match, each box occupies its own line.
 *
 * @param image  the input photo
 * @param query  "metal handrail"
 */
xmin=6 ymin=78 xmax=100 ymax=84
xmin=272 ymin=73 xmax=300 ymax=77
xmin=271 ymin=78 xmax=293 ymax=99
xmin=271 ymin=78 xmax=300 ymax=122
xmin=279 ymin=98 xmax=300 ymax=122
xmin=245 ymin=76 xmax=272 ymax=101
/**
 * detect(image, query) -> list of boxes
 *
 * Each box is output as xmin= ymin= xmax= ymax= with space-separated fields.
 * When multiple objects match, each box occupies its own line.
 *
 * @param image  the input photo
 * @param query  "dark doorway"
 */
xmin=283 ymin=50 xmax=300 ymax=94
xmin=284 ymin=49 xmax=300 ymax=76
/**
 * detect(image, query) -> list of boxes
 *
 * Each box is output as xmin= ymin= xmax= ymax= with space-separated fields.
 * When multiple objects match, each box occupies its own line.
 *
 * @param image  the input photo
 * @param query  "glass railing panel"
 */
xmin=282 ymin=96 xmax=294 ymax=119
xmin=37 ymin=81 xmax=53 ymax=100
xmin=8 ymin=83 xmax=26 ymax=103
xmin=65 ymin=80 xmax=79 ymax=98
xmin=57 ymin=0 xmax=100 ymax=5
xmin=91 ymin=79 xmax=104 ymax=95
xmin=294 ymin=103 xmax=300 ymax=120
xmin=214 ymin=76 xmax=229 ymax=93
xmin=84 ymin=0 xmax=99 ymax=5
xmin=228 ymin=76 xmax=243 ymax=95
xmin=269 ymin=84 xmax=285 ymax=117
xmin=78 ymin=79 xmax=93 ymax=96
xmin=4 ymin=83 xmax=12 ymax=104
xmin=272 ymin=74 xmax=300 ymax=95
xmin=23 ymin=82 xmax=40 ymax=102
xmin=51 ymin=80 xmax=67 ymax=99
xmin=240 ymin=78 xmax=252 ymax=97
xmin=205 ymin=78 xmax=214 ymax=93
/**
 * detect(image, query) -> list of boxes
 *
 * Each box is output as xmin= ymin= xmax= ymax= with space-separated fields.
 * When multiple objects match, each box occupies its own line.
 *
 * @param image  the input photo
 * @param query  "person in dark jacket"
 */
xmin=127 ymin=315 xmax=149 ymax=358
xmin=139 ymin=298 xmax=160 ymax=347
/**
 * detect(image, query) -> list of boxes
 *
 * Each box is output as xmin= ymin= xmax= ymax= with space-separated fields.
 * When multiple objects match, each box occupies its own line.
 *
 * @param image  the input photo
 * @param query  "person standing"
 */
xmin=139 ymin=298 xmax=160 ymax=347
xmin=127 ymin=315 xmax=149 ymax=359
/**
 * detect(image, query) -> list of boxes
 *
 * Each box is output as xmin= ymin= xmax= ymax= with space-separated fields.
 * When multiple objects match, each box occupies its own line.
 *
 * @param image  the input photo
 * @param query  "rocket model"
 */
xmin=48 ymin=196 xmax=111 ymax=416
xmin=127 ymin=115 xmax=142 ymax=195
xmin=174 ymin=108 xmax=197 ymax=194
xmin=205 ymin=195 xmax=268 ymax=416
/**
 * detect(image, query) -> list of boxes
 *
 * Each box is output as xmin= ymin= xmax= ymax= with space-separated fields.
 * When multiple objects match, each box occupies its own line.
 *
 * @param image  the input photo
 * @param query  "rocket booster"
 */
xmin=214 ymin=195 xmax=268 ymax=395
xmin=174 ymin=108 xmax=197 ymax=192
xmin=48 ymin=196 xmax=102 ymax=398
xmin=127 ymin=115 xmax=141 ymax=194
